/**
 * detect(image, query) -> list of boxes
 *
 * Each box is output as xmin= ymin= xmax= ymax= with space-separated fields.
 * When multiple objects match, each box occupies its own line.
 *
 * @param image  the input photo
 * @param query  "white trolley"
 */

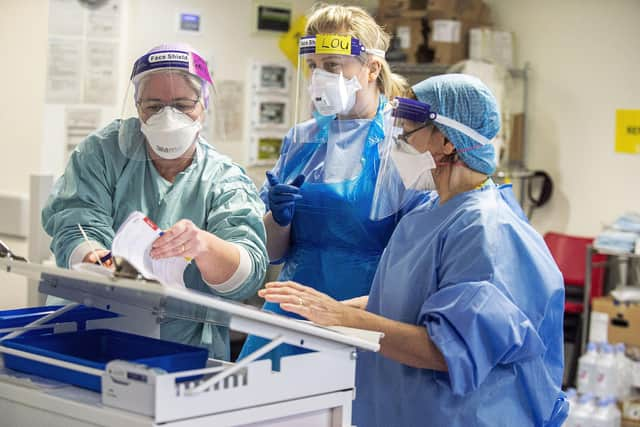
xmin=0 ymin=258 xmax=381 ymax=426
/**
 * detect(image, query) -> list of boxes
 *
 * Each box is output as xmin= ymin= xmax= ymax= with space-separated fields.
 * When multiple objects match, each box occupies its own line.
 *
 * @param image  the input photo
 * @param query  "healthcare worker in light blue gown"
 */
xmin=42 ymin=43 xmax=268 ymax=360
xmin=239 ymin=5 xmax=429 ymax=367
xmin=259 ymin=75 xmax=569 ymax=426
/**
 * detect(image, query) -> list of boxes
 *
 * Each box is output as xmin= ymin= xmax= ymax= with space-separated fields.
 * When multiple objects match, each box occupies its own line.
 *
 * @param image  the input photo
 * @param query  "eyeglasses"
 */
xmin=138 ymin=98 xmax=200 ymax=115
xmin=396 ymin=124 xmax=429 ymax=145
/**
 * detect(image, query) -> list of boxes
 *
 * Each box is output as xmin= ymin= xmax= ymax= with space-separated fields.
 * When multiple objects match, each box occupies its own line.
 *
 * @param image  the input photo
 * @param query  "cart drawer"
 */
xmin=2 ymin=329 xmax=208 ymax=392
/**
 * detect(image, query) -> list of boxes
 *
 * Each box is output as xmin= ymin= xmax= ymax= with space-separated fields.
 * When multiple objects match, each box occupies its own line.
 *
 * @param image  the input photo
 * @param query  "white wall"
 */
xmin=0 ymin=0 xmax=49 ymax=309
xmin=0 ymin=0 xmax=48 ymax=195
xmin=489 ymin=0 xmax=640 ymax=236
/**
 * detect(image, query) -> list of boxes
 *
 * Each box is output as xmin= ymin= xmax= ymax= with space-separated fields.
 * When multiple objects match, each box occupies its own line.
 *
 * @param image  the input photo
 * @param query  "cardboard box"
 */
xmin=426 ymin=18 xmax=484 ymax=64
xmin=592 ymin=296 xmax=640 ymax=347
xmin=378 ymin=0 xmax=429 ymax=19
xmin=427 ymin=0 xmax=491 ymax=23
xmin=379 ymin=16 xmax=426 ymax=63
xmin=429 ymin=40 xmax=466 ymax=64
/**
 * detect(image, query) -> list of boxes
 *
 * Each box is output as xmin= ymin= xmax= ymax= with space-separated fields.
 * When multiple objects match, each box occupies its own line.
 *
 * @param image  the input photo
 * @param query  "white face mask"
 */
xmin=140 ymin=107 xmax=202 ymax=159
xmin=389 ymin=140 xmax=437 ymax=191
xmin=308 ymin=68 xmax=362 ymax=116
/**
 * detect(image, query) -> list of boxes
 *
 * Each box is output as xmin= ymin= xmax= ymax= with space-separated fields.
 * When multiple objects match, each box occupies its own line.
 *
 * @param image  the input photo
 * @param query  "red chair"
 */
xmin=543 ymin=232 xmax=607 ymax=386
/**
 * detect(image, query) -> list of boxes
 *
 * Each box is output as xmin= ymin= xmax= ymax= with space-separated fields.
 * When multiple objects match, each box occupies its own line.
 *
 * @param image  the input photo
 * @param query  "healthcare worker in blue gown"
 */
xmin=42 ymin=44 xmax=268 ymax=360
xmin=239 ymin=4 xmax=429 ymax=367
xmin=259 ymin=74 xmax=569 ymax=426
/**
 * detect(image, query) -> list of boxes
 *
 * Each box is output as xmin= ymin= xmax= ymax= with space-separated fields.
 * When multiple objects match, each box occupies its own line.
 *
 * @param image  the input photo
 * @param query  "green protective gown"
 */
xmin=42 ymin=118 xmax=268 ymax=360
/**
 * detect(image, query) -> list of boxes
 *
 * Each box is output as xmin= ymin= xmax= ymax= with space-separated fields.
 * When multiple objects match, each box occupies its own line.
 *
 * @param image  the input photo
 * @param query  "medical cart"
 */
xmin=0 ymin=257 xmax=380 ymax=426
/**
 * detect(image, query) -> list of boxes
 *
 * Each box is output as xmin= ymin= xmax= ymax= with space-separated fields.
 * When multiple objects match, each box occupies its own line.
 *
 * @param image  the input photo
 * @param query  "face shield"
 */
xmin=119 ymin=47 xmax=220 ymax=162
xmin=292 ymin=34 xmax=385 ymax=145
xmin=370 ymin=97 xmax=493 ymax=220
xmin=370 ymin=97 xmax=438 ymax=220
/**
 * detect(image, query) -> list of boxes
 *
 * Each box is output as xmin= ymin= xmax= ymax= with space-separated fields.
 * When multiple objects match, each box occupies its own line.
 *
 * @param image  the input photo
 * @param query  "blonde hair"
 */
xmin=305 ymin=3 xmax=408 ymax=99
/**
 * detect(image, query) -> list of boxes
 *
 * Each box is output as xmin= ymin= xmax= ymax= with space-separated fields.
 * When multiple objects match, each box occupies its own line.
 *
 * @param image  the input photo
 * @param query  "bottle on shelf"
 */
xmin=571 ymin=393 xmax=597 ymax=427
xmin=577 ymin=342 xmax=599 ymax=395
xmin=594 ymin=344 xmax=617 ymax=398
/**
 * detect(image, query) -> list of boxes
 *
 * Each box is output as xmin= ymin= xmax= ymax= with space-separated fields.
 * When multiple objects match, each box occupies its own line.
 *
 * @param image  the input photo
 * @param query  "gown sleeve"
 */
xmin=41 ymin=121 xmax=121 ymax=268
xmin=418 ymin=219 xmax=546 ymax=396
xmin=201 ymin=162 xmax=268 ymax=301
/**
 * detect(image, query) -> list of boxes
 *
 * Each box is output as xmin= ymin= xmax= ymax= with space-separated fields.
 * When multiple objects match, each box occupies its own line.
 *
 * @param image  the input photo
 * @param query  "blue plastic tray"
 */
xmin=2 ymin=329 xmax=208 ymax=392
xmin=0 ymin=305 xmax=118 ymax=338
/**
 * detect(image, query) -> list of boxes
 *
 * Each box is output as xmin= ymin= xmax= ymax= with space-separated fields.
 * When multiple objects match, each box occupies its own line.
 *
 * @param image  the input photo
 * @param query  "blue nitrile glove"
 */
xmin=266 ymin=171 xmax=305 ymax=227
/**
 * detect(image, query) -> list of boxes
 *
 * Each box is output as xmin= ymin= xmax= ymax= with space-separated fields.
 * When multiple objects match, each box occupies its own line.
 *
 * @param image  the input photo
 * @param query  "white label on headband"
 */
xmin=299 ymin=37 xmax=316 ymax=49
xmin=148 ymin=52 xmax=189 ymax=63
xmin=434 ymin=115 xmax=491 ymax=146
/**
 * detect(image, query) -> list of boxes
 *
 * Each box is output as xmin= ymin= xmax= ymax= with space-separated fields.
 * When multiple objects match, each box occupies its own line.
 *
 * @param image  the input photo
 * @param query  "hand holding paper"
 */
xmin=110 ymin=212 xmax=190 ymax=288
xmin=149 ymin=219 xmax=208 ymax=262
xmin=74 ymin=212 xmax=190 ymax=288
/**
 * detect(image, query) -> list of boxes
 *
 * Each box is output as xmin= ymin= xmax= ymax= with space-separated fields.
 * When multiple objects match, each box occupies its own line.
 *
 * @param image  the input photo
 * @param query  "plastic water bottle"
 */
xmin=563 ymin=388 xmax=578 ymax=427
xmin=572 ymin=393 xmax=596 ymax=427
xmin=594 ymin=344 xmax=617 ymax=398
xmin=614 ymin=343 xmax=630 ymax=400
xmin=578 ymin=342 xmax=599 ymax=394
xmin=592 ymin=397 xmax=621 ymax=427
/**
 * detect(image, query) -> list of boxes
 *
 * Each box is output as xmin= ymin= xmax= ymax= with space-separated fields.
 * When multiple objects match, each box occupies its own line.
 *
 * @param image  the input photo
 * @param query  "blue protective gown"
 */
xmin=353 ymin=184 xmax=568 ymax=427
xmin=42 ymin=119 xmax=268 ymax=360
xmin=239 ymin=97 xmax=430 ymax=366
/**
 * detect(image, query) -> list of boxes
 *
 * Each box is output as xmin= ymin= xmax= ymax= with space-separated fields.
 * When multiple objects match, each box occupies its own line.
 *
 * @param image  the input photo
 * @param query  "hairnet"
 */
xmin=412 ymin=74 xmax=500 ymax=175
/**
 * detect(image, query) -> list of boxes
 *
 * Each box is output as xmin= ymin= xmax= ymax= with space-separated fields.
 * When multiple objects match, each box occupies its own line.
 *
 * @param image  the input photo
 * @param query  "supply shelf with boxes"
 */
xmin=378 ymin=0 xmax=543 ymax=213
xmin=0 ymin=256 xmax=381 ymax=426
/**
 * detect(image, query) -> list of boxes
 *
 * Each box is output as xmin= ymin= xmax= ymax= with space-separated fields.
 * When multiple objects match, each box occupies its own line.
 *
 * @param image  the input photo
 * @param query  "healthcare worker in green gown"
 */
xmin=42 ymin=43 xmax=268 ymax=360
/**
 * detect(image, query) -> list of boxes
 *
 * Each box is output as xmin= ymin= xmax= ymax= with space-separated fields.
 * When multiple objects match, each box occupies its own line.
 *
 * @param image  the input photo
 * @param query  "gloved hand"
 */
xmin=266 ymin=171 xmax=305 ymax=227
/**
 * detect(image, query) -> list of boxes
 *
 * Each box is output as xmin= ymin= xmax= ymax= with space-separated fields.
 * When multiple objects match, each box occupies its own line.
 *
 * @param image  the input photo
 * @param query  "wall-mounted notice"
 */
xmin=46 ymin=0 xmax=121 ymax=105
xmin=46 ymin=39 xmax=84 ymax=104
xmin=66 ymin=108 xmax=101 ymax=157
xmin=87 ymin=0 xmax=121 ymax=38
xmin=615 ymin=110 xmax=640 ymax=154
xmin=214 ymin=80 xmax=245 ymax=142
xmin=84 ymin=41 xmax=118 ymax=104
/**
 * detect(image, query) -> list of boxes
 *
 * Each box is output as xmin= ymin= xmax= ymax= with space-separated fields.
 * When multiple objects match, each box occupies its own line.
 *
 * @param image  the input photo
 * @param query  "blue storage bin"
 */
xmin=0 ymin=305 xmax=118 ymax=338
xmin=2 ymin=329 xmax=208 ymax=392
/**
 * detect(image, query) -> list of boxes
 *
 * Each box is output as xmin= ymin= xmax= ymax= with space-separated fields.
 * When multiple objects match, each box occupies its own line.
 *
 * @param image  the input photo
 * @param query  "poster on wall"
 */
xmin=615 ymin=110 xmax=640 ymax=154
xmin=66 ymin=108 xmax=101 ymax=158
xmin=213 ymin=80 xmax=245 ymax=142
xmin=45 ymin=0 xmax=121 ymax=106
xmin=46 ymin=39 xmax=84 ymax=104
xmin=87 ymin=0 xmax=121 ymax=38
xmin=84 ymin=41 xmax=118 ymax=104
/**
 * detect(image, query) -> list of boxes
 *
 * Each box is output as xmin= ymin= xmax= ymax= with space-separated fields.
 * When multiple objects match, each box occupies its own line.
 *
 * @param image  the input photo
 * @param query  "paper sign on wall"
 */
xmin=615 ymin=109 xmax=640 ymax=154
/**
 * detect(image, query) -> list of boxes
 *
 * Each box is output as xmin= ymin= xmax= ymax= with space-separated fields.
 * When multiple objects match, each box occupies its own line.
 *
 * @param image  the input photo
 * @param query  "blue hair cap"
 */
xmin=412 ymin=74 xmax=500 ymax=175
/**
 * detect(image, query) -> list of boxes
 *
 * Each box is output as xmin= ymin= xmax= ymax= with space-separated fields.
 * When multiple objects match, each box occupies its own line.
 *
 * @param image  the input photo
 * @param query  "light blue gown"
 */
xmin=353 ymin=184 xmax=568 ymax=427
xmin=42 ymin=118 xmax=268 ymax=360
